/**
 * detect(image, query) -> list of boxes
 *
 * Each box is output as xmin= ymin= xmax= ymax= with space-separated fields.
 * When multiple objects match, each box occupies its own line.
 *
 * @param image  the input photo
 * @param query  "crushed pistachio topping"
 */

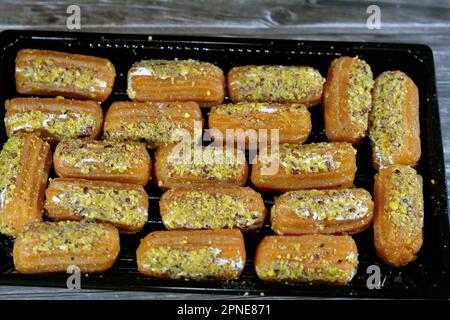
xmin=50 ymin=185 xmax=147 ymax=228
xmin=141 ymin=246 xmax=242 ymax=279
xmin=104 ymin=118 xmax=190 ymax=149
xmin=385 ymin=165 xmax=423 ymax=243
xmin=212 ymin=102 xmax=308 ymax=115
xmin=231 ymin=66 xmax=324 ymax=102
xmin=257 ymin=242 xmax=357 ymax=283
xmin=0 ymin=136 xmax=24 ymax=209
xmin=369 ymin=71 xmax=407 ymax=168
xmin=18 ymin=58 xmax=106 ymax=93
xmin=260 ymin=143 xmax=354 ymax=175
xmin=276 ymin=189 xmax=370 ymax=221
xmin=346 ymin=57 xmax=373 ymax=131
xmin=5 ymin=109 xmax=98 ymax=139
xmin=166 ymin=147 xmax=245 ymax=180
xmin=164 ymin=192 xmax=260 ymax=229
xmin=129 ymin=59 xmax=222 ymax=80
xmin=22 ymin=221 xmax=110 ymax=255
xmin=57 ymin=140 xmax=144 ymax=174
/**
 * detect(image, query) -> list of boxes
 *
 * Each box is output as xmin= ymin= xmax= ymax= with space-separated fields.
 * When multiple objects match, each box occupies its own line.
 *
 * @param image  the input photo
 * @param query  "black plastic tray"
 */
xmin=0 ymin=30 xmax=449 ymax=299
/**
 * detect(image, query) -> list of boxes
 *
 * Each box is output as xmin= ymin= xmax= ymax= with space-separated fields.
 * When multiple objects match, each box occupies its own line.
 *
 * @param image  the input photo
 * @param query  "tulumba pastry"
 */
xmin=127 ymin=59 xmax=225 ymax=107
xmin=369 ymin=71 xmax=420 ymax=170
xmin=103 ymin=101 xmax=203 ymax=149
xmin=136 ymin=229 xmax=246 ymax=280
xmin=208 ymin=102 xmax=312 ymax=146
xmin=227 ymin=65 xmax=324 ymax=106
xmin=255 ymin=234 xmax=359 ymax=284
xmin=44 ymin=178 xmax=149 ymax=234
xmin=155 ymin=144 xmax=248 ymax=190
xmin=271 ymin=188 xmax=373 ymax=235
xmin=373 ymin=165 xmax=424 ymax=267
xmin=324 ymin=56 xmax=374 ymax=144
xmin=251 ymin=142 xmax=357 ymax=191
xmin=13 ymin=221 xmax=120 ymax=274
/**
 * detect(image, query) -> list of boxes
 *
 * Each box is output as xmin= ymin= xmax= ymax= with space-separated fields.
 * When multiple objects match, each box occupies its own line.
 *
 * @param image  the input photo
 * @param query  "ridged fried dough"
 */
xmin=271 ymin=188 xmax=373 ymax=235
xmin=255 ymin=234 xmax=358 ymax=284
xmin=373 ymin=165 xmax=423 ymax=267
xmin=5 ymin=97 xmax=103 ymax=144
xmin=160 ymin=186 xmax=266 ymax=232
xmin=136 ymin=229 xmax=246 ymax=280
xmin=324 ymin=56 xmax=374 ymax=143
xmin=13 ymin=221 xmax=120 ymax=273
xmin=251 ymin=142 xmax=356 ymax=191
xmin=15 ymin=49 xmax=115 ymax=101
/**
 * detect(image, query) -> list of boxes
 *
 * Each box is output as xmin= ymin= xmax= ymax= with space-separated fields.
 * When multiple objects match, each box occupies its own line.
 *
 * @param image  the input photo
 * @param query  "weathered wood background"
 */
xmin=0 ymin=0 xmax=449 ymax=299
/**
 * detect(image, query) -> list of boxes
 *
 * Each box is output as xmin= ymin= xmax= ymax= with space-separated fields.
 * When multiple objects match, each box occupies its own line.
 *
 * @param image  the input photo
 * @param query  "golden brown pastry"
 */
xmin=5 ymin=97 xmax=103 ymax=144
xmin=155 ymin=144 xmax=248 ymax=190
xmin=15 ymin=49 xmax=115 ymax=101
xmin=13 ymin=221 xmax=120 ymax=273
xmin=136 ymin=229 xmax=246 ymax=280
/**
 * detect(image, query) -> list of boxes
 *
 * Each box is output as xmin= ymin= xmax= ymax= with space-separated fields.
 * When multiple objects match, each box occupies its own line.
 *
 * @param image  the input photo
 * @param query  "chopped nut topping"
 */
xmin=275 ymin=189 xmax=371 ymax=221
xmin=230 ymin=65 xmax=324 ymax=103
xmin=104 ymin=117 xmax=190 ymax=149
xmin=257 ymin=240 xmax=357 ymax=283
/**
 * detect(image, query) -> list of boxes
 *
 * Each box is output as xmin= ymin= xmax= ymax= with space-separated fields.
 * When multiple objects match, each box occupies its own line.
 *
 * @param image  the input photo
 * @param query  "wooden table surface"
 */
xmin=0 ymin=0 xmax=449 ymax=300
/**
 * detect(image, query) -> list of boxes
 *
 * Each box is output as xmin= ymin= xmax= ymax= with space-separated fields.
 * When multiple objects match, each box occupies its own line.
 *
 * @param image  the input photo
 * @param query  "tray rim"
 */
xmin=0 ymin=29 xmax=449 ymax=299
